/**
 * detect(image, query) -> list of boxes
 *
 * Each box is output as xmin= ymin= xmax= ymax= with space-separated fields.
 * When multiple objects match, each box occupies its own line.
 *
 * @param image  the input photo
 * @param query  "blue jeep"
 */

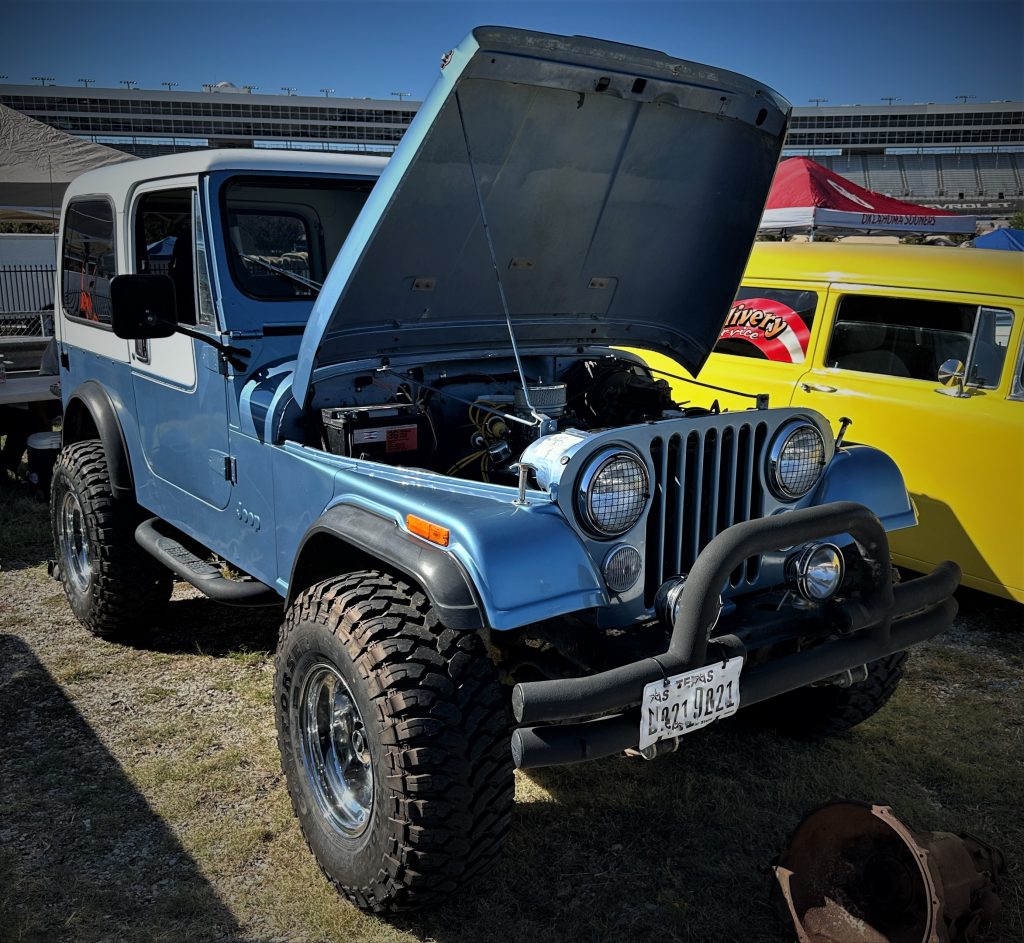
xmin=50 ymin=28 xmax=959 ymax=911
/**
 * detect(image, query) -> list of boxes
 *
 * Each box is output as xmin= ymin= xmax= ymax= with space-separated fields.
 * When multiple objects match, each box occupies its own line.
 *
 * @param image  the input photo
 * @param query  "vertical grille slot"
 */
xmin=645 ymin=420 xmax=769 ymax=606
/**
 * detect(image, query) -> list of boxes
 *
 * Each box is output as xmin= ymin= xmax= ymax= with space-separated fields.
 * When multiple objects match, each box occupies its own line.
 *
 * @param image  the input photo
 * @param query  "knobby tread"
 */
xmin=748 ymin=651 xmax=908 ymax=738
xmin=51 ymin=440 xmax=172 ymax=639
xmin=275 ymin=569 xmax=514 ymax=912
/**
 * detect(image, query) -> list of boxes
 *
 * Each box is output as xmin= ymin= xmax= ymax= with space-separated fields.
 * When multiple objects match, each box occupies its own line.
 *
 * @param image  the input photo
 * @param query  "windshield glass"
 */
xmin=222 ymin=176 xmax=373 ymax=302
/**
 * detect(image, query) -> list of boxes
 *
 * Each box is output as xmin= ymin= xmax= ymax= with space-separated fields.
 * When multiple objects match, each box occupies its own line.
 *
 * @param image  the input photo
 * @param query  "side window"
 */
xmin=715 ymin=286 xmax=817 ymax=364
xmin=62 ymin=198 xmax=116 ymax=324
xmin=193 ymin=191 xmax=216 ymax=327
xmin=966 ymin=307 xmax=1013 ymax=389
xmin=827 ymin=295 xmax=1014 ymax=387
xmin=133 ymin=188 xmax=197 ymax=326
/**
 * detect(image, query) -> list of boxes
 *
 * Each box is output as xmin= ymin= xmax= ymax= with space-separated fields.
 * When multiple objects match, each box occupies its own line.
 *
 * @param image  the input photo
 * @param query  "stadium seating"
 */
xmin=903 ymin=155 xmax=941 ymax=198
xmin=976 ymin=154 xmax=1022 ymax=196
xmin=939 ymin=155 xmax=982 ymax=196
xmin=865 ymin=156 xmax=906 ymax=195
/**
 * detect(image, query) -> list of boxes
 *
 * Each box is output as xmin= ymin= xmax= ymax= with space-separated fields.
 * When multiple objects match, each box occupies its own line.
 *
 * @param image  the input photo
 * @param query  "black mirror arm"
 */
xmin=158 ymin=320 xmax=251 ymax=371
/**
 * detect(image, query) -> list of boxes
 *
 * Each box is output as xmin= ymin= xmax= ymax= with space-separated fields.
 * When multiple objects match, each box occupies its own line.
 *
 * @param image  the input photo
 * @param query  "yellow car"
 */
xmin=639 ymin=242 xmax=1024 ymax=602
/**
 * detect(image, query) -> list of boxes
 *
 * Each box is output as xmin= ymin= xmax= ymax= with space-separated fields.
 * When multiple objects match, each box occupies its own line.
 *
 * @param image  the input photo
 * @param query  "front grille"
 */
xmin=645 ymin=420 xmax=769 ymax=604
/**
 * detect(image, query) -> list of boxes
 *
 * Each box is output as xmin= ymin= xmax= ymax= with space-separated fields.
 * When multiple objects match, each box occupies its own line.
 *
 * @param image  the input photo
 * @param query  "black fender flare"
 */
xmin=288 ymin=504 xmax=486 ymax=630
xmin=62 ymin=380 xmax=134 ymax=500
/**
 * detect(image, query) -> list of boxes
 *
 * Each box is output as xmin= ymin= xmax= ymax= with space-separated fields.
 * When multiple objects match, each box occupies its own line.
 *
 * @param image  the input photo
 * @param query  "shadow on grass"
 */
xmin=125 ymin=595 xmax=282 ymax=658
xmin=0 ymin=634 xmax=251 ymax=943
xmin=395 ymin=681 xmax=1019 ymax=943
xmin=0 ymin=487 xmax=52 ymax=570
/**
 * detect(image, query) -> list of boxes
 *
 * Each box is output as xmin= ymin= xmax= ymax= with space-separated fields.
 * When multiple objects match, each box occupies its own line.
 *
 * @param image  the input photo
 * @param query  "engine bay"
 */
xmin=312 ymin=354 xmax=715 ymax=483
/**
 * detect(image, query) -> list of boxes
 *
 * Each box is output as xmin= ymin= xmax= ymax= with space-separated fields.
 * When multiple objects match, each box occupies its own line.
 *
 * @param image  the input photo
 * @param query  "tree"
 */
xmin=1008 ymin=210 xmax=1024 ymax=230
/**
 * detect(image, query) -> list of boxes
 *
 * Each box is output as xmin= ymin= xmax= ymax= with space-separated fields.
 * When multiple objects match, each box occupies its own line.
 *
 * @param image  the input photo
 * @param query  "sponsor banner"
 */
xmin=718 ymin=296 xmax=811 ymax=363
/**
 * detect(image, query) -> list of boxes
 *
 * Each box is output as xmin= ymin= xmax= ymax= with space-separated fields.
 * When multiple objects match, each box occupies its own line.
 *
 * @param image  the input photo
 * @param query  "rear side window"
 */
xmin=62 ymin=198 xmax=116 ymax=324
xmin=715 ymin=286 xmax=817 ymax=364
xmin=828 ymin=295 xmax=1012 ymax=387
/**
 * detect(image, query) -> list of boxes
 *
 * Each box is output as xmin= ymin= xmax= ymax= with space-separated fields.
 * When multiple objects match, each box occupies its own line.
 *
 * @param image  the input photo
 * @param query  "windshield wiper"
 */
xmin=240 ymin=253 xmax=322 ymax=294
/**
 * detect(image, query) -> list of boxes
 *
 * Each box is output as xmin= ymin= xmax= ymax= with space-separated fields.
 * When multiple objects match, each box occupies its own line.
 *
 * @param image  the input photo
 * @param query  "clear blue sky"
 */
xmin=5 ymin=0 xmax=1022 ymax=105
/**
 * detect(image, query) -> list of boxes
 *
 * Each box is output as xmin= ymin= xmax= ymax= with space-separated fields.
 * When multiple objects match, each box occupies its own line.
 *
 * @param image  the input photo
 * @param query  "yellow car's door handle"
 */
xmin=800 ymin=382 xmax=838 ymax=393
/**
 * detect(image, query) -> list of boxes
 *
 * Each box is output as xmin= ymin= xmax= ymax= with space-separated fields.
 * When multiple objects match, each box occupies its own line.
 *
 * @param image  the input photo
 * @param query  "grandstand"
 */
xmin=1 ymin=82 xmax=1020 ymax=213
xmin=786 ymin=101 xmax=1023 ymax=214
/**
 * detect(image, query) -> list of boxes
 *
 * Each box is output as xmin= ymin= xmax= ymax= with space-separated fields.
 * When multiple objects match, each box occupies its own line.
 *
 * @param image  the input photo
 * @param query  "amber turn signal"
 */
xmin=406 ymin=514 xmax=450 ymax=547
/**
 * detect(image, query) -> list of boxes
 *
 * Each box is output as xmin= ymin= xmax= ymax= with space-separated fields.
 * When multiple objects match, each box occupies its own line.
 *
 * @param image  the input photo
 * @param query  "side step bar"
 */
xmin=135 ymin=518 xmax=280 ymax=607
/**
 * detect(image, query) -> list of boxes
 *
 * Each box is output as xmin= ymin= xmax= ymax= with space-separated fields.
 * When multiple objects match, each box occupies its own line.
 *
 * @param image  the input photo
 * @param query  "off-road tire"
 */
xmin=51 ymin=440 xmax=172 ymax=639
xmin=745 ymin=652 xmax=908 ymax=738
xmin=275 ymin=569 xmax=514 ymax=912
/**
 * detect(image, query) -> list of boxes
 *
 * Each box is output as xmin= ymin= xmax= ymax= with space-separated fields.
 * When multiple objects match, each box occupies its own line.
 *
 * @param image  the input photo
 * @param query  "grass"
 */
xmin=1 ymin=491 xmax=1021 ymax=943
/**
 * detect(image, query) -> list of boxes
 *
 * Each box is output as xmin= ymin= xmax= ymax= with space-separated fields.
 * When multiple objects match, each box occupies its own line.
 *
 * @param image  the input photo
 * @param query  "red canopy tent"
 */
xmin=760 ymin=156 xmax=976 ymax=235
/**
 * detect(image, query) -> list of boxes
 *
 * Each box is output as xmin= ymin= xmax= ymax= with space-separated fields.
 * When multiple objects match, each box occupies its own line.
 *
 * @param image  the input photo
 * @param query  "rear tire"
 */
xmin=745 ymin=652 xmax=908 ymax=738
xmin=51 ymin=440 xmax=172 ymax=639
xmin=275 ymin=569 xmax=514 ymax=912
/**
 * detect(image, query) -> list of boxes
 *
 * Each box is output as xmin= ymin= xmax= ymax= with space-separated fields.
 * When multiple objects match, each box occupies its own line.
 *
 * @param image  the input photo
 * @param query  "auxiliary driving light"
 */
xmin=602 ymin=544 xmax=643 ymax=593
xmin=790 ymin=542 xmax=844 ymax=601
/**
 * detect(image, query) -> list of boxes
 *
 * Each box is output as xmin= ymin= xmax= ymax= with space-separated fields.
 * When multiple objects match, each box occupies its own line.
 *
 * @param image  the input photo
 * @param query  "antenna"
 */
xmin=320 ymin=87 xmax=334 ymax=98
xmin=391 ymin=91 xmax=411 ymax=102
xmin=452 ymin=89 xmax=540 ymax=425
xmin=281 ymin=86 xmax=297 ymax=96
xmin=161 ymin=81 xmax=178 ymax=92
xmin=77 ymin=77 xmax=95 ymax=88
xmin=881 ymin=96 xmax=900 ymax=106
xmin=954 ymin=94 xmax=976 ymax=105
xmin=808 ymin=97 xmax=829 ymax=107
xmin=119 ymin=79 xmax=138 ymax=90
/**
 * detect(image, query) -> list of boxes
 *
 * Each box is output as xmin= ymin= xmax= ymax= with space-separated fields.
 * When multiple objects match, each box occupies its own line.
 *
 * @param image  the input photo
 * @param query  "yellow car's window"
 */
xmin=826 ymin=295 xmax=1013 ymax=388
xmin=714 ymin=286 xmax=818 ymax=365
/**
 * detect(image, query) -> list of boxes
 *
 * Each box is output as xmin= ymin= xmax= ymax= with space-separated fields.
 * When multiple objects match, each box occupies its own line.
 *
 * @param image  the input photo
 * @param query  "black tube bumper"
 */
xmin=511 ymin=501 xmax=960 ymax=770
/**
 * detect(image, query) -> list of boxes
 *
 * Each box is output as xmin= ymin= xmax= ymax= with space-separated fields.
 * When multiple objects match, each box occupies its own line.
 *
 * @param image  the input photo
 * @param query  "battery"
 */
xmin=321 ymin=403 xmax=432 ymax=463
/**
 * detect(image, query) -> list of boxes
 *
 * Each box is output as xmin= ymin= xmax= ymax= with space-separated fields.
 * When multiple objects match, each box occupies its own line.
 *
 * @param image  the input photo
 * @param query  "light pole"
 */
xmin=78 ymin=78 xmax=95 ymax=88
xmin=808 ymin=97 xmax=829 ymax=107
xmin=391 ymin=91 xmax=411 ymax=102
xmin=320 ymin=87 xmax=334 ymax=98
xmin=31 ymin=76 xmax=55 ymax=86
xmin=955 ymin=94 xmax=976 ymax=105
xmin=281 ymin=86 xmax=297 ymax=96
xmin=161 ymin=81 xmax=178 ymax=92
xmin=881 ymin=96 xmax=900 ymax=106
xmin=202 ymin=83 xmax=214 ymax=93
xmin=243 ymin=85 xmax=258 ymax=94
xmin=119 ymin=79 xmax=138 ymax=91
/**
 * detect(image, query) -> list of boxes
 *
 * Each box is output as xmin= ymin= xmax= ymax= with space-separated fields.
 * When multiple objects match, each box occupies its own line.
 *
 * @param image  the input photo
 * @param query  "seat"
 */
xmin=829 ymin=322 xmax=911 ymax=378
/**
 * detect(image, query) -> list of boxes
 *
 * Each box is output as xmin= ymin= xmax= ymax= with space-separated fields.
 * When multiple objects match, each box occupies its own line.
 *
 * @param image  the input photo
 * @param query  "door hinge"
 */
xmin=223 ymin=456 xmax=238 ymax=484
xmin=59 ymin=350 xmax=70 ymax=370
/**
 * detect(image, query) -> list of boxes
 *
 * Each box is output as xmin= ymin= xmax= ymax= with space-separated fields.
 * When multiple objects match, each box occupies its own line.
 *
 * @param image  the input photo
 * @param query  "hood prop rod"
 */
xmin=454 ymin=90 xmax=542 ymax=428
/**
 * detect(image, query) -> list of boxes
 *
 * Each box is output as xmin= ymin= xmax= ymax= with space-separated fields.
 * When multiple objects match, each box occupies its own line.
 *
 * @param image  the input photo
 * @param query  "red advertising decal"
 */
xmin=719 ymin=298 xmax=810 ymax=363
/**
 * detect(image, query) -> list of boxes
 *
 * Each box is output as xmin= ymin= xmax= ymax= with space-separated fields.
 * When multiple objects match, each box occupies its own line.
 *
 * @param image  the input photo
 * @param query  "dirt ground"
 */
xmin=1 ymin=489 xmax=1022 ymax=943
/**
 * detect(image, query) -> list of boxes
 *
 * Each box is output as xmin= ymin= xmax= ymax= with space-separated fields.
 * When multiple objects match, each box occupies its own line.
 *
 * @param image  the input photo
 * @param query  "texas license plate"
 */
xmin=638 ymin=657 xmax=743 ymax=750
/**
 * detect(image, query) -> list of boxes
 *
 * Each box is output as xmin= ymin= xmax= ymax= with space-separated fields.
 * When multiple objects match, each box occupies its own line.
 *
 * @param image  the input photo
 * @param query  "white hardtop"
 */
xmin=62 ymin=148 xmax=389 ymax=208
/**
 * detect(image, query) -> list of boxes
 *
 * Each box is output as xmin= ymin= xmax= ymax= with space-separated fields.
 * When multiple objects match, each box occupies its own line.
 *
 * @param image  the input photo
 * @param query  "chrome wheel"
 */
xmin=59 ymin=490 xmax=91 ymax=595
xmin=299 ymin=663 xmax=373 ymax=837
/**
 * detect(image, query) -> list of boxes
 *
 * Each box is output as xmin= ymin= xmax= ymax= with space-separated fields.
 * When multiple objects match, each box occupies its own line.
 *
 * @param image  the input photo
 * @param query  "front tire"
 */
xmin=275 ymin=570 xmax=514 ymax=912
xmin=51 ymin=440 xmax=172 ymax=639
xmin=746 ymin=652 xmax=908 ymax=738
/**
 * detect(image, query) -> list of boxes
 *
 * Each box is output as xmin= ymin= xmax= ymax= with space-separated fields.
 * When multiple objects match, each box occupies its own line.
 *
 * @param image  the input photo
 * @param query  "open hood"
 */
xmin=293 ymin=27 xmax=790 ymax=407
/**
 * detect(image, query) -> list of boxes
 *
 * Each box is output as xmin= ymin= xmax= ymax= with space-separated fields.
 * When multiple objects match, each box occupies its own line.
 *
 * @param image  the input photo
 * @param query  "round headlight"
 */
xmin=767 ymin=420 xmax=826 ymax=499
xmin=576 ymin=448 xmax=649 ymax=538
xmin=790 ymin=542 xmax=845 ymax=601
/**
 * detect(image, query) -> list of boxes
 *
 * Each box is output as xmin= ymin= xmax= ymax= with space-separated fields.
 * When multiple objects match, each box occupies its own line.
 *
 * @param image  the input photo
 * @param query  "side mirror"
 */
xmin=935 ymin=358 xmax=967 ymax=398
xmin=110 ymin=274 xmax=178 ymax=340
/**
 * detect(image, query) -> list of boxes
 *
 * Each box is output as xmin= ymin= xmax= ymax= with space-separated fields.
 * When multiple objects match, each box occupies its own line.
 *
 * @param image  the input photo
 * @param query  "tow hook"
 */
xmin=812 ymin=664 xmax=869 ymax=688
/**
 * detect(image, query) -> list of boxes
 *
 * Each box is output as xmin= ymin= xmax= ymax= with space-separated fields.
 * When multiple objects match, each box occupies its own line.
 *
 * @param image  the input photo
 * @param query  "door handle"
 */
xmin=800 ymin=382 xmax=837 ymax=393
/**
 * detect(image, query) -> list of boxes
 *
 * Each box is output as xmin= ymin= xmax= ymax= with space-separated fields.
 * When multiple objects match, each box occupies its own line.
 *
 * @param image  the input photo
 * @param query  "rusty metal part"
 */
xmin=773 ymin=801 xmax=1005 ymax=943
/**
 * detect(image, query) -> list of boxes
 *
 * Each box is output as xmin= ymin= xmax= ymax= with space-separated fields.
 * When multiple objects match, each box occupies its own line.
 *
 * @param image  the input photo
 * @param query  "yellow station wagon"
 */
xmin=641 ymin=242 xmax=1024 ymax=602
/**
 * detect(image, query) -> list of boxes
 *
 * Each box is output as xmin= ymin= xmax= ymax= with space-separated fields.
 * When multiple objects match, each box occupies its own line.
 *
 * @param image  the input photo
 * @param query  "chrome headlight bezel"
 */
xmin=766 ymin=419 xmax=826 ymax=500
xmin=789 ymin=542 xmax=845 ymax=601
xmin=576 ymin=447 xmax=650 ymax=539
